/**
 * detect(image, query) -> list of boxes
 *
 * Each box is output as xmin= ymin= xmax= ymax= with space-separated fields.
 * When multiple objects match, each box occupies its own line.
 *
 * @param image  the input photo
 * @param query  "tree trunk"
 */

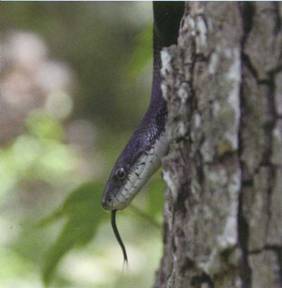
xmin=154 ymin=3 xmax=282 ymax=288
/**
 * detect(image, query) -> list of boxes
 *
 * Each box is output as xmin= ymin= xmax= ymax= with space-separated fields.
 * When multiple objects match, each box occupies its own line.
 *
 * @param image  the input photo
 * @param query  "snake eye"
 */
xmin=116 ymin=168 xmax=126 ymax=180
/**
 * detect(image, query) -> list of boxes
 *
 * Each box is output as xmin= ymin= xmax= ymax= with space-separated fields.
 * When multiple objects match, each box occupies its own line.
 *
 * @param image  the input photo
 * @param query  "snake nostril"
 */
xmin=102 ymin=195 xmax=112 ymax=209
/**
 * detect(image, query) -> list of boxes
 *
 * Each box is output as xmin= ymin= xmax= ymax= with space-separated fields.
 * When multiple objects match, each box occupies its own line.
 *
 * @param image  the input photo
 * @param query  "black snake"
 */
xmin=102 ymin=2 xmax=184 ymax=263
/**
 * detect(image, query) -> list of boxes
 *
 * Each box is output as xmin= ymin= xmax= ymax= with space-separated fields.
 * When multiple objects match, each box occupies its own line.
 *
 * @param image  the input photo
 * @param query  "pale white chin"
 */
xmin=114 ymin=132 xmax=169 ymax=209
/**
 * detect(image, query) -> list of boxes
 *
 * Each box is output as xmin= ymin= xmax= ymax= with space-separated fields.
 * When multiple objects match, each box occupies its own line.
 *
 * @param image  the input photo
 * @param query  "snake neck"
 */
xmin=102 ymin=3 xmax=184 ymax=211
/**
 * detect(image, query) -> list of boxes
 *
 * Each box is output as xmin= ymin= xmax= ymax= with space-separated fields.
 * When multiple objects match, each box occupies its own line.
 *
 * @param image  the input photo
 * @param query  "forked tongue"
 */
xmin=111 ymin=210 xmax=128 ymax=266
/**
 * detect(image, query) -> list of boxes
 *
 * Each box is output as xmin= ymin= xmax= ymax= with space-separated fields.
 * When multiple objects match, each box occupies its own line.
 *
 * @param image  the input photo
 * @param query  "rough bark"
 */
xmin=154 ymin=3 xmax=282 ymax=288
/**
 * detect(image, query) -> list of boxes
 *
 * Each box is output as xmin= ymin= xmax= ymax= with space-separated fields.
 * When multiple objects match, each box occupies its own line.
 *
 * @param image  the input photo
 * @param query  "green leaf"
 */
xmin=41 ymin=181 xmax=107 ymax=285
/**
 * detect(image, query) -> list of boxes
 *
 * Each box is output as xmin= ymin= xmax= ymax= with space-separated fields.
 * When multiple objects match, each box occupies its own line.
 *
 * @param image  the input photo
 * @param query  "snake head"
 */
xmin=102 ymin=162 xmax=132 ymax=210
xmin=102 ymin=126 xmax=167 ymax=211
xmin=102 ymin=130 xmax=149 ymax=211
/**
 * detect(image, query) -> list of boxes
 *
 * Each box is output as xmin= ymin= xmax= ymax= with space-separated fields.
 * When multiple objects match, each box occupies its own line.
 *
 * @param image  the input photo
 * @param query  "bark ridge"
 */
xmin=155 ymin=3 xmax=282 ymax=288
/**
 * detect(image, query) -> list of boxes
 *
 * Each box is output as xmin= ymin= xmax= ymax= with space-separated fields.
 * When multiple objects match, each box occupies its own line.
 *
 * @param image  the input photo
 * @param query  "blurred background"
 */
xmin=0 ymin=3 xmax=165 ymax=288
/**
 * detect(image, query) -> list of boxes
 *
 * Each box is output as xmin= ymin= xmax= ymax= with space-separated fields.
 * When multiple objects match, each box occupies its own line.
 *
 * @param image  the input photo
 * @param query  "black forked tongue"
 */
xmin=111 ymin=210 xmax=128 ymax=264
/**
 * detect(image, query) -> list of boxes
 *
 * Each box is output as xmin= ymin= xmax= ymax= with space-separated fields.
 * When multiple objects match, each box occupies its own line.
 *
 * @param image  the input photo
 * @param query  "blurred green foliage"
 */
xmin=0 ymin=3 xmax=165 ymax=288
xmin=40 ymin=182 xmax=106 ymax=285
xmin=40 ymin=176 xmax=164 ymax=286
xmin=0 ymin=111 xmax=77 ymax=198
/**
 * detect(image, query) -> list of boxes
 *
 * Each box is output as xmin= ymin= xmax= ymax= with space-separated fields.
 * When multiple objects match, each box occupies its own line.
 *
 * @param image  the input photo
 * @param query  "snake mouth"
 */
xmin=101 ymin=189 xmax=131 ymax=211
xmin=101 ymin=195 xmax=112 ymax=210
xmin=102 ymin=197 xmax=129 ymax=211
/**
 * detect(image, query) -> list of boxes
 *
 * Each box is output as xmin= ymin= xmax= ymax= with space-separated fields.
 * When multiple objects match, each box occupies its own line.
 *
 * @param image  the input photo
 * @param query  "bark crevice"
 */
xmin=155 ymin=3 xmax=282 ymax=288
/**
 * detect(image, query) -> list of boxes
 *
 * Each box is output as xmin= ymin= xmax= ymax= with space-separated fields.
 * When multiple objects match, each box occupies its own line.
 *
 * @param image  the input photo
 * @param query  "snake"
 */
xmin=101 ymin=2 xmax=184 ymax=263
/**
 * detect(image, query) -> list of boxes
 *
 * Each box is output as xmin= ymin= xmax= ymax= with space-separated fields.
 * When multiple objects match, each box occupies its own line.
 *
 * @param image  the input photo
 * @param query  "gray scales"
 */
xmin=101 ymin=2 xmax=184 ymax=263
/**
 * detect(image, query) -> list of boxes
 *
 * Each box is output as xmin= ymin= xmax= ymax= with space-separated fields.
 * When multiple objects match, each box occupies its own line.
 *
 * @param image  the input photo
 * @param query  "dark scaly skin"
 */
xmin=102 ymin=2 xmax=184 ymax=210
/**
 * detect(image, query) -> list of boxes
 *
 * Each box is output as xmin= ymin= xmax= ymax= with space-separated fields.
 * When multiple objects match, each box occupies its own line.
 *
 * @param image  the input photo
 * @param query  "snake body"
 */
xmin=101 ymin=2 xmax=184 ymax=262
xmin=102 ymin=3 xmax=184 ymax=211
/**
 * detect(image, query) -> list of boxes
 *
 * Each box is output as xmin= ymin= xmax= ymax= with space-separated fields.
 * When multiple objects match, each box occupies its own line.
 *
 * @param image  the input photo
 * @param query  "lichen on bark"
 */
xmin=154 ymin=3 xmax=282 ymax=288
